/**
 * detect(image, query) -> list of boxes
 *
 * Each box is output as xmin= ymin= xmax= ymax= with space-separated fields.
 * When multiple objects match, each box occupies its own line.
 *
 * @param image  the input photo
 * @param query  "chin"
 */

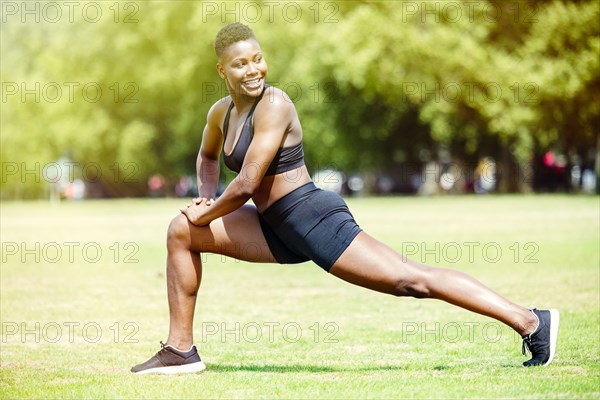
xmin=245 ymin=86 xmax=264 ymax=97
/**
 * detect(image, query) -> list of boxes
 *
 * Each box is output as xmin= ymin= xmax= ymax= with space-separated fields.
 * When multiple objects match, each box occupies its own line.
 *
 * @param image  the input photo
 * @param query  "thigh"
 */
xmin=329 ymin=231 xmax=426 ymax=294
xmin=187 ymin=204 xmax=278 ymax=263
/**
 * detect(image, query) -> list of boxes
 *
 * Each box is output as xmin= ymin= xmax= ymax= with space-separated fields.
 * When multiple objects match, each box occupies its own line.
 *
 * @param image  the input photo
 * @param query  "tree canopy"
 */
xmin=1 ymin=0 xmax=598 ymax=198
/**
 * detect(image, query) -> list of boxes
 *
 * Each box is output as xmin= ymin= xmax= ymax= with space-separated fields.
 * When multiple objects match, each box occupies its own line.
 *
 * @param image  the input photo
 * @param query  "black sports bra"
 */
xmin=222 ymin=84 xmax=305 ymax=176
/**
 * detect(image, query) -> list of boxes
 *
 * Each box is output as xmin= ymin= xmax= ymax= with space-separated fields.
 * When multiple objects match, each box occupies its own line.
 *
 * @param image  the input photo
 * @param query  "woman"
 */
xmin=131 ymin=23 xmax=558 ymax=374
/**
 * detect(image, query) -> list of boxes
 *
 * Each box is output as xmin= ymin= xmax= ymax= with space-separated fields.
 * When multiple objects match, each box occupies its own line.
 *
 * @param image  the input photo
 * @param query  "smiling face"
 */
xmin=216 ymin=38 xmax=268 ymax=99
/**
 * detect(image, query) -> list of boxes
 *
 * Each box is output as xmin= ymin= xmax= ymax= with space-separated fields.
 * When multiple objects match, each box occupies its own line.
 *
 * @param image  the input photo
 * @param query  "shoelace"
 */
xmin=160 ymin=340 xmax=167 ymax=349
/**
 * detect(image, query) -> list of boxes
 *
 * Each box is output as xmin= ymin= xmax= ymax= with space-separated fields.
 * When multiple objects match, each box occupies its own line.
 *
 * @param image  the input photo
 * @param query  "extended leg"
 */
xmin=329 ymin=232 xmax=538 ymax=335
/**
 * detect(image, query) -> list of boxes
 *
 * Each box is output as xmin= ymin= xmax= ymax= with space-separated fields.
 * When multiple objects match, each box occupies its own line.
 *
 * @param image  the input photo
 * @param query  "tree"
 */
xmin=2 ymin=0 xmax=597 ymax=198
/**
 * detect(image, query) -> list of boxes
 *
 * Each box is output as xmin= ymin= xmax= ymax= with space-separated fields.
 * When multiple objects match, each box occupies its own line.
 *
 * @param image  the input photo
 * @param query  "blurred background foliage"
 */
xmin=1 ymin=0 xmax=598 ymax=198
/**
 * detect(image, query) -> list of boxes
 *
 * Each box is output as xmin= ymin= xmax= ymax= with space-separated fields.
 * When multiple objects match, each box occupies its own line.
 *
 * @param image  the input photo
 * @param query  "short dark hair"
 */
xmin=214 ymin=22 xmax=257 ymax=60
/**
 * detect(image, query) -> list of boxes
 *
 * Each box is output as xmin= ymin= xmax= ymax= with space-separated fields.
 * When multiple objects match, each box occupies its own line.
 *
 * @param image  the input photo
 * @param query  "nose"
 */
xmin=246 ymin=62 xmax=258 ymax=75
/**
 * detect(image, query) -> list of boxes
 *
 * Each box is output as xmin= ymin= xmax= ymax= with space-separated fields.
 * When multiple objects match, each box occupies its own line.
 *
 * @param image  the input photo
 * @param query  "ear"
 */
xmin=216 ymin=63 xmax=226 ymax=79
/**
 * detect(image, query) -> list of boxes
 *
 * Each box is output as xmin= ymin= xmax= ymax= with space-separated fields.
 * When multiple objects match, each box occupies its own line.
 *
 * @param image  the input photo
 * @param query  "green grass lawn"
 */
xmin=1 ymin=195 xmax=599 ymax=399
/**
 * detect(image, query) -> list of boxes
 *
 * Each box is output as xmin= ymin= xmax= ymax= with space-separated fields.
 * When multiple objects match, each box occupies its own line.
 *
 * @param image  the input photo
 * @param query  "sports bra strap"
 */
xmin=222 ymin=101 xmax=235 ymax=138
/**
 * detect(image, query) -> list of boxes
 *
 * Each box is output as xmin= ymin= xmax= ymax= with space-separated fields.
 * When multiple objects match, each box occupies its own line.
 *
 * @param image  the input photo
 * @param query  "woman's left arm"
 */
xmin=182 ymin=91 xmax=291 ymax=226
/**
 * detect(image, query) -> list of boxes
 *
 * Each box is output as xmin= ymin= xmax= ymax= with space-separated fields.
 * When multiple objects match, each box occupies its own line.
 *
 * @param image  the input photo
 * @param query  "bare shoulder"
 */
xmin=266 ymin=85 xmax=294 ymax=104
xmin=257 ymin=86 xmax=297 ymax=118
xmin=206 ymin=96 xmax=232 ymax=130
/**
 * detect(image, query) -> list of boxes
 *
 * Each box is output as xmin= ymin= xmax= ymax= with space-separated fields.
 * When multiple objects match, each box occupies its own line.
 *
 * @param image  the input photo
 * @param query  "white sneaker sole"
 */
xmin=134 ymin=361 xmax=206 ymax=375
xmin=544 ymin=309 xmax=559 ymax=366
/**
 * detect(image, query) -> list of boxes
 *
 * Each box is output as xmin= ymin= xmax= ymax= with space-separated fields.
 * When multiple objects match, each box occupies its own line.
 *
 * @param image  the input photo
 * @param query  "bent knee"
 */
xmin=167 ymin=213 xmax=192 ymax=247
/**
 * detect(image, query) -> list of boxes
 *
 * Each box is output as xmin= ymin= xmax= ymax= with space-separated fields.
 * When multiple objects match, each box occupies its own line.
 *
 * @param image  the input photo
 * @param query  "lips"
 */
xmin=242 ymin=77 xmax=263 ymax=90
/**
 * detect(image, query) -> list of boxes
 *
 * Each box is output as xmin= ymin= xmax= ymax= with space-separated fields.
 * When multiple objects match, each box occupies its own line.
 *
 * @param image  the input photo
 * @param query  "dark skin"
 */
xmin=168 ymin=38 xmax=538 ymax=350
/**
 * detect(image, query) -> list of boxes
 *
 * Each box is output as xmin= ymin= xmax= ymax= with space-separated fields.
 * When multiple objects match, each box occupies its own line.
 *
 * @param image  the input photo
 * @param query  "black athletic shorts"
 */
xmin=258 ymin=182 xmax=362 ymax=272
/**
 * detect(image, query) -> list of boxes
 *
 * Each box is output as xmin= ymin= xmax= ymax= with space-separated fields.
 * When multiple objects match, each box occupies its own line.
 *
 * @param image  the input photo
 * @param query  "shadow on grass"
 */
xmin=207 ymin=363 xmax=412 ymax=373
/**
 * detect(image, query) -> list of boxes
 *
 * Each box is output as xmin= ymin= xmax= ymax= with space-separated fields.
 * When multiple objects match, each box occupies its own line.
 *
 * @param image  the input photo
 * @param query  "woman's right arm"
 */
xmin=196 ymin=102 xmax=224 ymax=199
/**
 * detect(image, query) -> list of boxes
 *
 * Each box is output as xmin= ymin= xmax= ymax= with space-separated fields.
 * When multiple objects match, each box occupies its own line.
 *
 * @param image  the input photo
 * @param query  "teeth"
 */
xmin=243 ymin=78 xmax=261 ymax=88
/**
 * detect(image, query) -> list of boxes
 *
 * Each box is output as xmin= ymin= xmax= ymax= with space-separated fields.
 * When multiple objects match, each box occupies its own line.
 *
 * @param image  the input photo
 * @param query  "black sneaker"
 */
xmin=521 ymin=308 xmax=559 ymax=367
xmin=131 ymin=341 xmax=206 ymax=374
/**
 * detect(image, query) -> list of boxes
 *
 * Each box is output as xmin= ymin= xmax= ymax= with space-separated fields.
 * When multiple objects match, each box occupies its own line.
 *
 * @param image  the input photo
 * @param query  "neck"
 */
xmin=226 ymin=82 xmax=266 ymax=112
